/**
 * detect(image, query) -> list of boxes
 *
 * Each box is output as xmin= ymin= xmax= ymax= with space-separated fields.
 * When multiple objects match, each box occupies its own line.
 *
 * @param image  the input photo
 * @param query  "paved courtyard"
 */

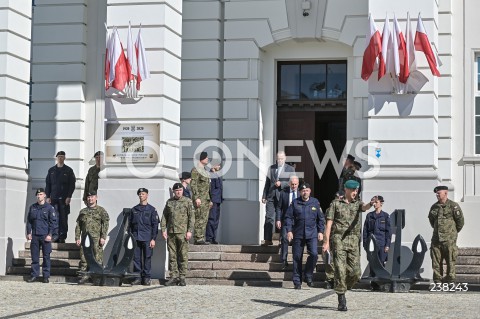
xmin=0 ymin=281 xmax=478 ymax=319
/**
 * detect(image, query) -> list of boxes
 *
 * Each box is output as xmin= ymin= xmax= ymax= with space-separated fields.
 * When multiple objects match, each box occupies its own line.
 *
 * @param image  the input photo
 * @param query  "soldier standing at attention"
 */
xmin=26 ymin=188 xmax=58 ymax=283
xmin=75 ymin=191 xmax=110 ymax=284
xmin=162 ymin=183 xmax=194 ymax=286
xmin=285 ymin=182 xmax=325 ymax=289
xmin=429 ymin=186 xmax=464 ymax=283
xmin=83 ymin=151 xmax=103 ymax=204
xmin=130 ymin=188 xmax=159 ymax=286
xmin=363 ymin=195 xmax=391 ymax=271
xmin=190 ymin=151 xmax=212 ymax=245
xmin=45 ymin=151 xmax=76 ymax=243
xmin=322 ymin=180 xmax=374 ymax=311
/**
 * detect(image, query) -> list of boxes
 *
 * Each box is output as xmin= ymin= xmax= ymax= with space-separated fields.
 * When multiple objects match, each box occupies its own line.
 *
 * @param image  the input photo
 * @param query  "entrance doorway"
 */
xmin=276 ymin=60 xmax=347 ymax=211
xmin=277 ymin=110 xmax=346 ymax=212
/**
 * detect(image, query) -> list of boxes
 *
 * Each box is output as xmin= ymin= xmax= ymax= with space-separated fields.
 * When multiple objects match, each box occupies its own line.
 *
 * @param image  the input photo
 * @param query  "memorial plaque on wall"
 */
xmin=105 ymin=123 xmax=160 ymax=163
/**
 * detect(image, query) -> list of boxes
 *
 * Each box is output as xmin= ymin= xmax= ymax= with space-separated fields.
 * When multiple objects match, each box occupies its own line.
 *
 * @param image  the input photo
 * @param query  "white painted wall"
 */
xmin=0 ymin=0 xmax=32 ymax=275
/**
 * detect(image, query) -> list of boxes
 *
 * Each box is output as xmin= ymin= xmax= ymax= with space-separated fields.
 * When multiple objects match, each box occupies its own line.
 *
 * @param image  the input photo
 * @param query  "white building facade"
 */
xmin=0 ymin=0 xmax=479 ymax=279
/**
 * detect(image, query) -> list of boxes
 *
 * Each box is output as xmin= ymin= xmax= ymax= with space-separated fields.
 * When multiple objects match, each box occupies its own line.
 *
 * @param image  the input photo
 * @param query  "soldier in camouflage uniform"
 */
xmin=323 ymin=180 xmax=374 ymax=312
xmin=161 ymin=183 xmax=194 ymax=286
xmin=190 ymin=151 xmax=212 ymax=245
xmin=83 ymin=151 xmax=102 ymax=204
xmin=429 ymin=186 xmax=465 ymax=283
xmin=75 ymin=191 xmax=110 ymax=284
xmin=323 ymin=190 xmax=344 ymax=289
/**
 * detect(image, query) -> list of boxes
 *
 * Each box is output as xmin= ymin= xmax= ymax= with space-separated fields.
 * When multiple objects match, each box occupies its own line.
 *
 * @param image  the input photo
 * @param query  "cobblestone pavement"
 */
xmin=0 ymin=281 xmax=478 ymax=319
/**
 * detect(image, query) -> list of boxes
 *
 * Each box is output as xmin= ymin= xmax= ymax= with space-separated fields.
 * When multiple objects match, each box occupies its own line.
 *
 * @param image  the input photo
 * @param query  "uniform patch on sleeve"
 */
xmin=456 ymin=211 xmax=460 ymax=216
xmin=312 ymin=207 xmax=317 ymax=211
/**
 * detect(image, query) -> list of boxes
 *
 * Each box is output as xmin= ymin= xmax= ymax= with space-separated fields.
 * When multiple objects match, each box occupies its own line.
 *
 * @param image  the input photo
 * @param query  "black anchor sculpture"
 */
xmin=366 ymin=209 xmax=428 ymax=292
xmin=80 ymin=208 xmax=137 ymax=286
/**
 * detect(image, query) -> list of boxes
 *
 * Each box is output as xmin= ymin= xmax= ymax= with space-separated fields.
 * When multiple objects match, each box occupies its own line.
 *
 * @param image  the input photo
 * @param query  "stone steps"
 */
xmin=7 ymin=242 xmax=480 ymax=288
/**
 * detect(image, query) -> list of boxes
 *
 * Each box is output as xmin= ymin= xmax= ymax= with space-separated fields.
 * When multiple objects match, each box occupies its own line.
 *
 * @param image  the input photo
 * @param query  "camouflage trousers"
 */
xmin=194 ymin=200 xmax=210 ymax=242
xmin=79 ymin=236 xmax=103 ymax=271
xmin=431 ymin=241 xmax=458 ymax=283
xmin=332 ymin=235 xmax=361 ymax=294
xmin=167 ymin=233 xmax=189 ymax=279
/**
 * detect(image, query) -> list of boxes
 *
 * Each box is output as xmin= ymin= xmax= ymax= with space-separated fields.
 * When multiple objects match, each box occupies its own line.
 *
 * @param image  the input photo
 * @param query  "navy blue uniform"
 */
xmin=206 ymin=170 xmax=223 ymax=243
xmin=129 ymin=204 xmax=159 ymax=280
xmin=45 ymin=164 xmax=76 ymax=241
xmin=26 ymin=203 xmax=58 ymax=279
xmin=285 ymin=197 xmax=325 ymax=285
xmin=275 ymin=187 xmax=299 ymax=263
xmin=362 ymin=210 xmax=391 ymax=265
xmin=183 ymin=186 xmax=191 ymax=199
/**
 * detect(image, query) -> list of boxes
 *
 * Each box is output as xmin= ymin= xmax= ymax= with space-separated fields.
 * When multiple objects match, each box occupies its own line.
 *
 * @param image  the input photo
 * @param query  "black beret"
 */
xmin=137 ymin=188 xmax=148 ymax=195
xmin=86 ymin=191 xmax=97 ymax=196
xmin=179 ymin=172 xmax=191 ymax=180
xmin=347 ymin=154 xmax=355 ymax=161
xmin=56 ymin=151 xmax=66 ymax=157
xmin=35 ymin=188 xmax=45 ymax=195
xmin=199 ymin=151 xmax=208 ymax=161
xmin=376 ymin=195 xmax=384 ymax=202
xmin=299 ymin=183 xmax=310 ymax=190
xmin=172 ymin=183 xmax=183 ymax=190
xmin=434 ymin=186 xmax=448 ymax=193
xmin=94 ymin=151 xmax=104 ymax=157
xmin=353 ymin=161 xmax=362 ymax=169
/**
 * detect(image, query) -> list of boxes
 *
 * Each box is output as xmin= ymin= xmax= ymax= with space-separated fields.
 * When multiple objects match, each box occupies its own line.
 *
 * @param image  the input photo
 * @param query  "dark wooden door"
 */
xmin=277 ymin=111 xmax=316 ymax=190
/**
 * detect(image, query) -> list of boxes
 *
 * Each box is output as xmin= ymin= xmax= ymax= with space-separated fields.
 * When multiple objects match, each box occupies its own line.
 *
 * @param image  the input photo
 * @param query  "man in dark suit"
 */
xmin=261 ymin=151 xmax=295 ymax=246
xmin=275 ymin=175 xmax=299 ymax=269
xmin=286 ymin=183 xmax=325 ymax=289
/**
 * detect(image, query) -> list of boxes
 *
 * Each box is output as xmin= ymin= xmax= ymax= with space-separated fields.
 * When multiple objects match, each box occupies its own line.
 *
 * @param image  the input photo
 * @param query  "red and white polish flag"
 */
xmin=126 ymin=22 xmax=137 ymax=82
xmin=110 ymin=28 xmax=129 ymax=91
xmin=361 ymin=14 xmax=383 ymax=81
xmin=394 ymin=15 xmax=408 ymax=83
xmin=405 ymin=12 xmax=416 ymax=75
xmin=378 ymin=14 xmax=389 ymax=80
xmin=104 ymin=31 xmax=113 ymax=90
xmin=135 ymin=27 xmax=150 ymax=90
xmin=414 ymin=14 xmax=441 ymax=76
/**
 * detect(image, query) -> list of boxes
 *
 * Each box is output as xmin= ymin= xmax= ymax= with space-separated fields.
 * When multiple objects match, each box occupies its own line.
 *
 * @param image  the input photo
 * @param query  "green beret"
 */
xmin=344 ymin=180 xmax=360 ymax=189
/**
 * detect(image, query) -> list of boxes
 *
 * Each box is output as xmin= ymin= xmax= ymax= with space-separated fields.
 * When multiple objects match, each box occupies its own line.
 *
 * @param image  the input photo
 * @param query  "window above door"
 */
xmin=277 ymin=61 xmax=347 ymax=106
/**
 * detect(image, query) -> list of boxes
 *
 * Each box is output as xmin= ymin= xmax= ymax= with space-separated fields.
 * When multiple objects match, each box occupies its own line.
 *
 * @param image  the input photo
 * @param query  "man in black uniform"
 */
xmin=45 ymin=151 xmax=76 ymax=243
xmin=26 ymin=188 xmax=58 ymax=283
xmin=129 ymin=188 xmax=159 ymax=286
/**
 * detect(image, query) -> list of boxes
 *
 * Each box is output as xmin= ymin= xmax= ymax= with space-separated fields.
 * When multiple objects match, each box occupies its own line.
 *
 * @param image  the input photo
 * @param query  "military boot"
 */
xmin=165 ymin=277 xmax=180 ymax=286
xmin=179 ymin=278 xmax=186 ymax=286
xmin=337 ymin=294 xmax=347 ymax=311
